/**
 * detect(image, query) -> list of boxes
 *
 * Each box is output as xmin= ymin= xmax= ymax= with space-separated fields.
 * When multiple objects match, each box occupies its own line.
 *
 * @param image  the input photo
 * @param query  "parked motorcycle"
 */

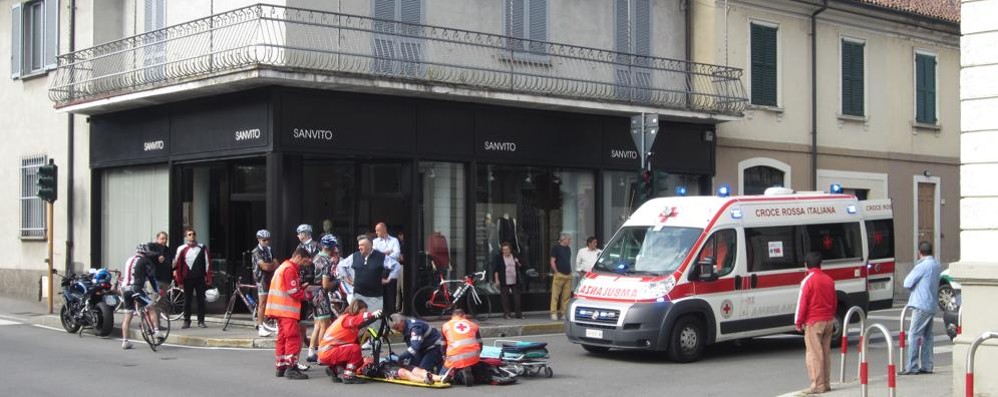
xmin=57 ymin=269 xmax=119 ymax=337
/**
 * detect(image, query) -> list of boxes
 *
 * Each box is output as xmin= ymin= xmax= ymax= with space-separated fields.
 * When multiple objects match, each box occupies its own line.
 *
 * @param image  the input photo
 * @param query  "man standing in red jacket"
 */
xmin=795 ymin=252 xmax=837 ymax=394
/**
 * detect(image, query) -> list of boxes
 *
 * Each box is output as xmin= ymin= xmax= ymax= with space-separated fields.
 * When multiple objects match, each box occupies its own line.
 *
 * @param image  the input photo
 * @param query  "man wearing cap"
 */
xmin=307 ymin=234 xmax=340 ymax=363
xmin=252 ymin=229 xmax=278 ymax=337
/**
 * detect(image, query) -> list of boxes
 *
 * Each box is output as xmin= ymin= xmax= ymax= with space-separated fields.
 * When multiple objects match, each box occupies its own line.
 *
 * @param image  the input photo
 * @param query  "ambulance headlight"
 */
xmin=637 ymin=276 xmax=676 ymax=301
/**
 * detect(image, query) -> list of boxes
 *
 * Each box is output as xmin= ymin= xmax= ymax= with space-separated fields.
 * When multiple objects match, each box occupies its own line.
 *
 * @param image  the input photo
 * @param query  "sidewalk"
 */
xmin=777 ymin=366 xmax=954 ymax=397
xmin=0 ymin=296 xmax=565 ymax=348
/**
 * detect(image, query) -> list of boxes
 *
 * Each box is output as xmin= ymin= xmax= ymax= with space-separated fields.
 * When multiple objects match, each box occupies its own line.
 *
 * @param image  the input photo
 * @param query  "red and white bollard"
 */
xmin=861 ymin=323 xmax=895 ymax=397
xmin=898 ymin=306 xmax=912 ymax=373
xmin=966 ymin=331 xmax=998 ymax=397
xmin=840 ymin=306 xmax=866 ymax=383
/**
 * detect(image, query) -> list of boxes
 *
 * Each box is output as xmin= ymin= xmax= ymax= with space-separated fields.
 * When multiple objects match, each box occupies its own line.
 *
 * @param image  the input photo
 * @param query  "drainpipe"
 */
xmin=65 ymin=0 xmax=76 ymax=273
xmin=810 ymin=0 xmax=827 ymax=191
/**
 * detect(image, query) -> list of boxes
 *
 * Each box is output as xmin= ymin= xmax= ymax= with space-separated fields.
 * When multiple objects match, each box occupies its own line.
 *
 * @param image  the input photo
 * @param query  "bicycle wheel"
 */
xmin=222 ymin=293 xmax=238 ymax=331
xmin=140 ymin=313 xmax=158 ymax=352
xmin=465 ymin=290 xmax=491 ymax=321
xmin=411 ymin=286 xmax=447 ymax=319
xmin=155 ymin=310 xmax=170 ymax=346
xmin=165 ymin=287 xmax=185 ymax=322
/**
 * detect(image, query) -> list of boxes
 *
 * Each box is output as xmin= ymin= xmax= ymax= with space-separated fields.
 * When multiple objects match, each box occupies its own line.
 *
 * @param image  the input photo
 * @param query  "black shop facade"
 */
xmin=88 ymin=87 xmax=716 ymax=314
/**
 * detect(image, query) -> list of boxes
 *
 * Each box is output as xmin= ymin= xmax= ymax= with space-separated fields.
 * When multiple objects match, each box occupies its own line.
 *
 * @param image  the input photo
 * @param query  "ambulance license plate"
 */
xmin=585 ymin=329 xmax=603 ymax=339
xmin=870 ymin=281 xmax=888 ymax=291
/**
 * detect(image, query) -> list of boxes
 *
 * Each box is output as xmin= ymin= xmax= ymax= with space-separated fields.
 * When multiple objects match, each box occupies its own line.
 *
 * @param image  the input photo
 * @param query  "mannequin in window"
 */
xmin=485 ymin=213 xmax=498 ymax=255
xmin=497 ymin=213 xmax=519 ymax=253
xmin=428 ymin=229 xmax=450 ymax=277
xmin=322 ymin=219 xmax=334 ymax=236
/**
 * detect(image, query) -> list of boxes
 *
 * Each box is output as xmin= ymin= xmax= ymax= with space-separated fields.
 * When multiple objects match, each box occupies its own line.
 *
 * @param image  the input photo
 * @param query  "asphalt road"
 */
xmin=0 ymin=307 xmax=951 ymax=397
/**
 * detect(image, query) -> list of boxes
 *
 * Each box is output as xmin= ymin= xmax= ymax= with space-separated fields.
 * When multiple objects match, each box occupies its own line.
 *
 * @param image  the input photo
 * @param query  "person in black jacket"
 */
xmin=492 ymin=242 xmax=523 ymax=319
xmin=173 ymin=228 xmax=212 ymax=329
xmin=120 ymin=243 xmax=163 ymax=349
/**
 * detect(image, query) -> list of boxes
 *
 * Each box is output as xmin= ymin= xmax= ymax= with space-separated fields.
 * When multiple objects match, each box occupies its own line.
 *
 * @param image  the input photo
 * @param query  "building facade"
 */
xmin=4 ymin=1 xmax=749 ymax=311
xmin=693 ymin=0 xmax=961 ymax=289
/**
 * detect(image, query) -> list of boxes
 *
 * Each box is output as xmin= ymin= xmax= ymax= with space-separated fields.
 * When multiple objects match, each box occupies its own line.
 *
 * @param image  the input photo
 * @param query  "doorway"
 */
xmin=913 ymin=175 xmax=940 ymax=259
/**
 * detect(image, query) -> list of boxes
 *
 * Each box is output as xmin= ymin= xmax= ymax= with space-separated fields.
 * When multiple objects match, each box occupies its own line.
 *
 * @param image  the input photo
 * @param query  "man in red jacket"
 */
xmin=795 ymin=252 xmax=837 ymax=394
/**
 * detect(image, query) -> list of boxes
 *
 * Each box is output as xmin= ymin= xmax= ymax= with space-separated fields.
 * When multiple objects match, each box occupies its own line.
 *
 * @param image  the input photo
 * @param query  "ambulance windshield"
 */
xmin=593 ymin=226 xmax=703 ymax=275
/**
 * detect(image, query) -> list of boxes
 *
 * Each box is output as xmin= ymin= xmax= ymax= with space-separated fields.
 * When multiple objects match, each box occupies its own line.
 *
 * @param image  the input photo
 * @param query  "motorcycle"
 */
xmin=57 ymin=269 xmax=119 ymax=337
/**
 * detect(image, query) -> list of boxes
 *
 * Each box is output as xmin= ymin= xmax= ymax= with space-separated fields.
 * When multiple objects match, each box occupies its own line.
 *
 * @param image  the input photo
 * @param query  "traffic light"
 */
xmin=37 ymin=160 xmax=57 ymax=203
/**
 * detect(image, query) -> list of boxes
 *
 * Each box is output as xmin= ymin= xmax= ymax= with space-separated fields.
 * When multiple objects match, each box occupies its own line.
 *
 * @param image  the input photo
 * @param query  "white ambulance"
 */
xmin=566 ymin=189 xmax=894 ymax=362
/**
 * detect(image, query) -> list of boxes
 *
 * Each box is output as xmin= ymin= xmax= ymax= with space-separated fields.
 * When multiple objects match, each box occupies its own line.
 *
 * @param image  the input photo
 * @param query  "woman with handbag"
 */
xmin=492 ymin=242 xmax=524 ymax=319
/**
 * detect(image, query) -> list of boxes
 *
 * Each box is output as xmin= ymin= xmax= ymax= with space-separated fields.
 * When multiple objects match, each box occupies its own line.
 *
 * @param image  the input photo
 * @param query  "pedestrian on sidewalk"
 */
xmin=373 ymin=222 xmax=401 ymax=314
xmin=266 ymin=247 xmax=314 ymax=380
xmin=493 ymin=242 xmax=523 ymax=319
xmin=795 ymin=252 xmax=837 ymax=394
xmin=251 ymin=229 xmax=278 ymax=337
xmin=901 ymin=241 xmax=942 ymax=375
xmin=338 ymin=234 xmax=401 ymax=345
xmin=173 ymin=228 xmax=212 ymax=329
xmin=152 ymin=231 xmax=173 ymax=299
xmin=574 ymin=236 xmax=601 ymax=289
xmin=549 ymin=233 xmax=573 ymax=321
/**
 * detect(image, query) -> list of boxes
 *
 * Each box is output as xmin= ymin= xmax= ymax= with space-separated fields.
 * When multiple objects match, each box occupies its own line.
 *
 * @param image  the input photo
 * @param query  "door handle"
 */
xmin=734 ymin=275 xmax=743 ymax=290
xmin=750 ymin=274 xmax=758 ymax=289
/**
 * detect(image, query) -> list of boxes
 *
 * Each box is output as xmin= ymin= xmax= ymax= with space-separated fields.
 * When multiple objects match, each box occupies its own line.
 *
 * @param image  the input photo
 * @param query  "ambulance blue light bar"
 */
xmin=830 ymin=184 xmax=843 ymax=194
xmin=676 ymin=186 xmax=687 ymax=196
xmin=717 ymin=184 xmax=731 ymax=197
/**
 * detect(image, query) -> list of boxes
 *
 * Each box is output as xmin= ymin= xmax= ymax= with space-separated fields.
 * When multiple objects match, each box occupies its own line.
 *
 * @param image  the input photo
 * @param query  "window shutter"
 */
xmin=842 ymin=41 xmax=864 ymax=116
xmin=750 ymin=24 xmax=778 ymax=107
xmin=506 ymin=0 xmax=525 ymax=38
xmin=11 ymin=3 xmax=22 ymax=79
xmin=926 ymin=56 xmax=936 ymax=123
xmin=527 ymin=0 xmax=546 ymax=53
xmin=915 ymin=55 xmax=926 ymax=122
xmin=614 ymin=0 xmax=629 ymax=54
xmin=374 ymin=0 xmax=397 ymax=33
xmin=43 ymin=0 xmax=58 ymax=70
xmin=399 ymin=0 xmax=421 ymax=30
xmin=633 ymin=0 xmax=650 ymax=57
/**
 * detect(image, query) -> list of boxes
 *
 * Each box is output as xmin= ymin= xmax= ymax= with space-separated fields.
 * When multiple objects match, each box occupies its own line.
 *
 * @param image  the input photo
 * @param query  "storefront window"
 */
xmin=419 ymin=162 xmax=466 ymax=284
xmin=476 ymin=164 xmax=594 ymax=294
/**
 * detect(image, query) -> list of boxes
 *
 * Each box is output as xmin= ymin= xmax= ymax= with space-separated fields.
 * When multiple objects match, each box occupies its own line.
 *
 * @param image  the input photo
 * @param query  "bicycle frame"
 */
xmin=427 ymin=271 xmax=486 ymax=311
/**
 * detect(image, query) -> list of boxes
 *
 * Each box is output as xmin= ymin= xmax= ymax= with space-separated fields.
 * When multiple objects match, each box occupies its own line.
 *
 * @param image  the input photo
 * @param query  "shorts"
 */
xmin=312 ymin=289 xmax=333 ymax=321
xmin=255 ymin=273 xmax=272 ymax=295
xmin=122 ymin=289 xmax=152 ymax=310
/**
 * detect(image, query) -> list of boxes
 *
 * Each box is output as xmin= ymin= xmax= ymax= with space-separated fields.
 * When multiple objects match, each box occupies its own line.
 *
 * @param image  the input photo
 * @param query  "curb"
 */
xmin=28 ymin=314 xmax=565 ymax=349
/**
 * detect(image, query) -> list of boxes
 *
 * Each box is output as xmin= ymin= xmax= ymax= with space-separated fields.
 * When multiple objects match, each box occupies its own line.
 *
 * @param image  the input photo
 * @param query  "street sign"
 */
xmin=630 ymin=113 xmax=659 ymax=170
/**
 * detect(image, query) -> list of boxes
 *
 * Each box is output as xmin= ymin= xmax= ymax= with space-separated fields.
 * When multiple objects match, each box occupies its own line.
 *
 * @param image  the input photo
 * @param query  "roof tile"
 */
xmin=855 ymin=0 xmax=960 ymax=23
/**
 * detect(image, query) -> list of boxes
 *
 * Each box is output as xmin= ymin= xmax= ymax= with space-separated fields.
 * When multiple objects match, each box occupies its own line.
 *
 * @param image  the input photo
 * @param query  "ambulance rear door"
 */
xmin=862 ymin=200 xmax=895 ymax=311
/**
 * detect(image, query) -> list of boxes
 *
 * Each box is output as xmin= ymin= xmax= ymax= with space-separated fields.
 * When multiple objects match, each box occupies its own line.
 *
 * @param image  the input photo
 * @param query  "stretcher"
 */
xmin=356 ymin=374 xmax=451 ymax=388
xmin=485 ymin=340 xmax=553 ymax=378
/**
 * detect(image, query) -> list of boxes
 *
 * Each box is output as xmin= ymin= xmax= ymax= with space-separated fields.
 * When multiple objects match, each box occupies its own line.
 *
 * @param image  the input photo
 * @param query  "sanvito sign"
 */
xmin=610 ymin=149 xmax=638 ymax=159
xmin=143 ymin=140 xmax=166 ymax=151
xmin=292 ymin=128 xmax=334 ymax=141
xmin=235 ymin=128 xmax=262 ymax=141
xmin=483 ymin=140 xmax=516 ymax=152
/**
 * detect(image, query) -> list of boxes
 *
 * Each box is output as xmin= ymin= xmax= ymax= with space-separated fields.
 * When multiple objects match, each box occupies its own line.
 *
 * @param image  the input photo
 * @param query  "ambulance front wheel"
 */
xmin=582 ymin=344 xmax=610 ymax=354
xmin=667 ymin=316 xmax=705 ymax=363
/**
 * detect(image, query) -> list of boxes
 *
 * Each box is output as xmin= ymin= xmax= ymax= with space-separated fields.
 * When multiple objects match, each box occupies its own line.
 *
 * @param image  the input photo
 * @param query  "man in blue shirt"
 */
xmin=901 ymin=241 xmax=942 ymax=375
xmin=550 ymin=233 xmax=573 ymax=321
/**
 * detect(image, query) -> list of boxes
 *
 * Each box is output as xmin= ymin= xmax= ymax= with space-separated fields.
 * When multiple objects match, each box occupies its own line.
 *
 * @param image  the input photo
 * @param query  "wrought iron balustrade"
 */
xmin=49 ymin=4 xmax=747 ymax=115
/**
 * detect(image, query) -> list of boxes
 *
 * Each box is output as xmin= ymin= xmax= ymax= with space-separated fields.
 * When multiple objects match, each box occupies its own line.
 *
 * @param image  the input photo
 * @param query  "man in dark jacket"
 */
xmin=173 ymin=228 xmax=212 ymax=329
xmin=388 ymin=314 xmax=444 ymax=373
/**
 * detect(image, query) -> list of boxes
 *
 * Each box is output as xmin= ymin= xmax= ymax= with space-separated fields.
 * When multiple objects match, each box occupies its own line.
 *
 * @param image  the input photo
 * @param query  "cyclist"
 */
xmin=295 ymin=224 xmax=318 ymax=370
xmin=120 ymin=243 xmax=163 ymax=350
xmin=307 ymin=234 xmax=340 ymax=363
xmin=252 ymin=229 xmax=278 ymax=337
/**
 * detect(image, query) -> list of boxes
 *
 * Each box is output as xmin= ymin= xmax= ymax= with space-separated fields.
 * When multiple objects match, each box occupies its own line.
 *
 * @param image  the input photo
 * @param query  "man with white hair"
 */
xmin=337 ymin=234 xmax=400 ymax=340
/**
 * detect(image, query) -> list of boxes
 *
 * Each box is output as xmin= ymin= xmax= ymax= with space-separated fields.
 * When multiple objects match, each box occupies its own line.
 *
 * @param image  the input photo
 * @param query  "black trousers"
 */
xmin=383 ymin=279 xmax=398 ymax=315
xmin=499 ymin=283 xmax=522 ymax=318
xmin=183 ymin=277 xmax=206 ymax=323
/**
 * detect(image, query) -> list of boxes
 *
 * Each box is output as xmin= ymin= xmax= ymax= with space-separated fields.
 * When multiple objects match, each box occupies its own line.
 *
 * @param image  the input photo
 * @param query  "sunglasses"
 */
xmin=261 ymin=238 xmax=270 ymax=242
xmin=187 ymin=233 xmax=197 ymax=237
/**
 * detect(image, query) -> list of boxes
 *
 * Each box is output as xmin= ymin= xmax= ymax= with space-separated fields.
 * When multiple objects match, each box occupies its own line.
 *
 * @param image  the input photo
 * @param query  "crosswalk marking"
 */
xmin=0 ymin=319 xmax=21 ymax=326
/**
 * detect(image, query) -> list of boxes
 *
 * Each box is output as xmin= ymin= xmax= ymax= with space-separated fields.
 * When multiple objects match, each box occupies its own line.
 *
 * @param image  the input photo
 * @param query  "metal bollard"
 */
xmin=957 ymin=306 xmax=963 ymax=336
xmin=840 ymin=306 xmax=866 ymax=383
xmin=966 ymin=331 xmax=998 ymax=397
xmin=861 ymin=323 xmax=896 ymax=397
xmin=898 ymin=305 xmax=912 ymax=372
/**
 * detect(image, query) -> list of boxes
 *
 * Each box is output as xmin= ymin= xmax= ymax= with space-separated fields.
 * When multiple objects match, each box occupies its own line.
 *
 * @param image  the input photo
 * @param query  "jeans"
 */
xmin=906 ymin=307 xmax=935 ymax=372
xmin=183 ymin=277 xmax=206 ymax=323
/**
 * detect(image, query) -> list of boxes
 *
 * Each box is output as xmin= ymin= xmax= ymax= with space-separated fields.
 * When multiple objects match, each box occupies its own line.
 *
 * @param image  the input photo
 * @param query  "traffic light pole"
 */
xmin=46 ymin=201 xmax=54 ymax=314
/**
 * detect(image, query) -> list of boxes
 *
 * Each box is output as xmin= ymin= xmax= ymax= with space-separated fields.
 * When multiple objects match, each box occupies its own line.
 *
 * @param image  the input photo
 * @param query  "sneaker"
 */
xmin=197 ymin=322 xmax=207 ymax=328
xmin=339 ymin=374 xmax=365 ymax=384
xmin=306 ymin=353 xmax=318 ymax=363
xmin=296 ymin=362 xmax=311 ymax=371
xmin=181 ymin=321 xmax=191 ymax=329
xmin=257 ymin=327 xmax=272 ymax=337
xmin=361 ymin=341 xmax=372 ymax=350
xmin=285 ymin=367 xmax=309 ymax=380
xmin=153 ymin=330 xmax=164 ymax=340
xmin=276 ymin=367 xmax=286 ymax=378
xmin=550 ymin=313 xmax=558 ymax=321
xmin=121 ymin=340 xmax=133 ymax=350
xmin=461 ymin=368 xmax=474 ymax=387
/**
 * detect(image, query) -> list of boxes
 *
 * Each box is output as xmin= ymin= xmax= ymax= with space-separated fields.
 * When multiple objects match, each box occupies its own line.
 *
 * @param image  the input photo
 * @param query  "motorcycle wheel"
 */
xmin=94 ymin=303 xmax=115 ymax=337
xmin=60 ymin=305 xmax=81 ymax=333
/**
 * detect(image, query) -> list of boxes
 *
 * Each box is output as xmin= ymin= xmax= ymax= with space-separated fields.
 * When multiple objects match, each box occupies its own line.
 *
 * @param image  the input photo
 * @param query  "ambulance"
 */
xmin=566 ymin=188 xmax=894 ymax=362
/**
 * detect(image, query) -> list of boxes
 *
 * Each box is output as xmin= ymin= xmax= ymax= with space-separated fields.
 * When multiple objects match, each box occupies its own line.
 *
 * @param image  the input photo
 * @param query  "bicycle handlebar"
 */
xmin=472 ymin=270 xmax=487 ymax=281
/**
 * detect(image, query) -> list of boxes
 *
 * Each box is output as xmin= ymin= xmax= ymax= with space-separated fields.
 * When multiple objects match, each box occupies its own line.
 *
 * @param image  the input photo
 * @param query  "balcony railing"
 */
xmin=49 ymin=4 xmax=747 ymax=116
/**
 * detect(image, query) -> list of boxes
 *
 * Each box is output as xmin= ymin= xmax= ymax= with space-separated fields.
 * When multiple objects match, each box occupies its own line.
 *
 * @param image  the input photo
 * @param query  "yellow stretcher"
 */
xmin=355 ymin=375 xmax=451 ymax=388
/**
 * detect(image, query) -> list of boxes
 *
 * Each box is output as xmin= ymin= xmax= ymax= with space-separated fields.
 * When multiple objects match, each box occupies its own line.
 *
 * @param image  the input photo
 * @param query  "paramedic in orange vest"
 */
xmin=441 ymin=309 xmax=483 ymax=386
xmin=266 ymin=247 xmax=314 ymax=380
xmin=318 ymin=299 xmax=383 ymax=384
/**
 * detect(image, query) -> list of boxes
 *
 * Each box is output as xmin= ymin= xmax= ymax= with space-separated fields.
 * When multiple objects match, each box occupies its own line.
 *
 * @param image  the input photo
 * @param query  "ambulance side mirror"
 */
xmin=695 ymin=257 xmax=718 ymax=282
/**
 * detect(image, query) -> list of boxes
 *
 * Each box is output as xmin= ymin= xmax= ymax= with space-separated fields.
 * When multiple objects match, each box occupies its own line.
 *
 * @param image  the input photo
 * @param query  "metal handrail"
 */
xmin=966 ymin=331 xmax=998 ymax=397
xmin=48 ymin=4 xmax=747 ymax=115
xmin=861 ymin=323 xmax=896 ymax=397
xmin=840 ymin=306 xmax=866 ymax=383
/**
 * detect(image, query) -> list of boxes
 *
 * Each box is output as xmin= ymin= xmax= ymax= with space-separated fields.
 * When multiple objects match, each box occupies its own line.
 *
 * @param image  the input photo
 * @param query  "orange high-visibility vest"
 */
xmin=265 ymin=260 xmax=301 ymax=320
xmin=442 ymin=317 xmax=480 ymax=369
xmin=317 ymin=313 xmax=363 ymax=358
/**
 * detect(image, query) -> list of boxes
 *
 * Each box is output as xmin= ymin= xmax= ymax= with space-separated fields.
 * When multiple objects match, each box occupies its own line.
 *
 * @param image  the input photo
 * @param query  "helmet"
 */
xmin=93 ymin=269 xmax=111 ymax=284
xmin=205 ymin=287 xmax=220 ymax=303
xmin=136 ymin=243 xmax=153 ymax=255
xmin=296 ymin=224 xmax=313 ymax=235
xmin=320 ymin=234 xmax=339 ymax=249
xmin=256 ymin=229 xmax=271 ymax=239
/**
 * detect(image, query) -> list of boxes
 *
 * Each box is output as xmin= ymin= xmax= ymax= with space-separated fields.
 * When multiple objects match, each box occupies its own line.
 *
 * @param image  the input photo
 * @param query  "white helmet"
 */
xmin=205 ymin=287 xmax=220 ymax=303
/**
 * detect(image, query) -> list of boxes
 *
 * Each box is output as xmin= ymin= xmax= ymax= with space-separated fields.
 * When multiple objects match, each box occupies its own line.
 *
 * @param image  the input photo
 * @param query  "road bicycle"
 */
xmin=221 ymin=274 xmax=278 ymax=333
xmin=135 ymin=299 xmax=169 ymax=351
xmin=110 ymin=270 xmax=176 ymax=327
xmin=159 ymin=280 xmax=185 ymax=322
xmin=411 ymin=270 xmax=491 ymax=320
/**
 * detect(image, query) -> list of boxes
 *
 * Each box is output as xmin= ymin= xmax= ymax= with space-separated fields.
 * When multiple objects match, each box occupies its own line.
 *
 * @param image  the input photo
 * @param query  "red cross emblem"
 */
xmin=454 ymin=321 xmax=470 ymax=334
xmin=872 ymin=231 xmax=884 ymax=246
xmin=822 ymin=235 xmax=834 ymax=250
xmin=658 ymin=207 xmax=678 ymax=223
xmin=722 ymin=302 xmax=731 ymax=315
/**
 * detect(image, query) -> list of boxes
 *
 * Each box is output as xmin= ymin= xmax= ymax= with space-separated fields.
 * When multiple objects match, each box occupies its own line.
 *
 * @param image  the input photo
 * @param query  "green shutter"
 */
xmin=916 ymin=54 xmax=937 ymax=124
xmin=751 ymin=24 xmax=778 ymax=107
xmin=841 ymin=41 xmax=865 ymax=116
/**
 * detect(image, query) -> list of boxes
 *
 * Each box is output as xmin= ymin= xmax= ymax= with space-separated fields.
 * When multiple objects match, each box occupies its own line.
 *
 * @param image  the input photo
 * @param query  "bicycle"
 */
xmin=160 ymin=280 xmax=185 ymax=322
xmin=133 ymin=295 xmax=170 ymax=352
xmin=411 ymin=270 xmax=492 ymax=320
xmin=110 ymin=270 xmax=175 ymax=330
xmin=221 ymin=275 xmax=278 ymax=333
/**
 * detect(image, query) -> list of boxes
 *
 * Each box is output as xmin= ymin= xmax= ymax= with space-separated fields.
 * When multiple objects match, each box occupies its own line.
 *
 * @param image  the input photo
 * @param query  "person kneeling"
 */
xmin=318 ymin=299 xmax=383 ymax=384
xmin=441 ymin=309 xmax=483 ymax=386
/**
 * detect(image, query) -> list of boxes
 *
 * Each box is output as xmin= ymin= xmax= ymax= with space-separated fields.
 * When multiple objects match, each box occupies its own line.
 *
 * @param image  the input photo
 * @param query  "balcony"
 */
xmin=49 ymin=4 xmax=747 ymax=118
